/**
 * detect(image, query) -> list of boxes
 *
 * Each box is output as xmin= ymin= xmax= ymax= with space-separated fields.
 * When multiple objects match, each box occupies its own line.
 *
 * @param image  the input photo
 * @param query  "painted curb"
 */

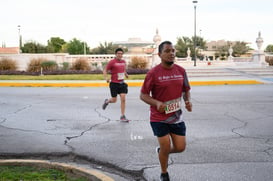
xmin=0 ymin=80 xmax=263 ymax=87
xmin=189 ymin=80 xmax=263 ymax=86
xmin=0 ymin=159 xmax=114 ymax=181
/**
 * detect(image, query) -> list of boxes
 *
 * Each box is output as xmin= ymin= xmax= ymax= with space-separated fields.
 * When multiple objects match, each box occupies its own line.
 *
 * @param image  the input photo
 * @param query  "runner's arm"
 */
xmin=140 ymin=93 xmax=165 ymax=113
xmin=183 ymin=91 xmax=192 ymax=112
xmin=103 ymin=67 xmax=110 ymax=83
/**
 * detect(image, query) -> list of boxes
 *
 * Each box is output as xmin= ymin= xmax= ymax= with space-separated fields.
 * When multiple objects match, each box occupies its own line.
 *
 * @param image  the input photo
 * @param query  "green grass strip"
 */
xmin=0 ymin=165 xmax=88 ymax=181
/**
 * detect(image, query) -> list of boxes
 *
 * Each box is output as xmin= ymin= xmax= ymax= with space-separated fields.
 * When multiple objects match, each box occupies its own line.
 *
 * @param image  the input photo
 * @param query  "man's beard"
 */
xmin=165 ymin=61 xmax=174 ymax=66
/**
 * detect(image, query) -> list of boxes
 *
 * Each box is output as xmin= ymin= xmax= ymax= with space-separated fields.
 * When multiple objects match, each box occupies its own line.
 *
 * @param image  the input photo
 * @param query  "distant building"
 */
xmin=206 ymin=40 xmax=229 ymax=51
xmin=0 ymin=47 xmax=20 ymax=54
xmin=206 ymin=40 xmax=251 ymax=51
xmin=203 ymin=40 xmax=252 ymax=60
xmin=114 ymin=37 xmax=154 ymax=54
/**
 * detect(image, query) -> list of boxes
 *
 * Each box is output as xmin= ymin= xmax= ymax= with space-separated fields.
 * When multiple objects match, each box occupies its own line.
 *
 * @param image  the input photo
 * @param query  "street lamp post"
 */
xmin=83 ymin=42 xmax=86 ymax=55
xmin=17 ymin=25 xmax=21 ymax=53
xmin=193 ymin=1 xmax=198 ymax=66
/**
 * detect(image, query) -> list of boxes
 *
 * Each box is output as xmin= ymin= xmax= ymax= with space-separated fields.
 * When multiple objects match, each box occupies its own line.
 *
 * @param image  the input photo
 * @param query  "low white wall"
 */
xmin=0 ymin=53 xmax=153 ymax=71
xmin=1 ymin=53 xmax=271 ymax=71
xmin=0 ymin=53 xmax=67 ymax=71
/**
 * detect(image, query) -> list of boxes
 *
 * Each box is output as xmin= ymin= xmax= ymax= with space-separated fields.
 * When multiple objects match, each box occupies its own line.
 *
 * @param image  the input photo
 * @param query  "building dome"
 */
xmin=153 ymin=29 xmax=161 ymax=43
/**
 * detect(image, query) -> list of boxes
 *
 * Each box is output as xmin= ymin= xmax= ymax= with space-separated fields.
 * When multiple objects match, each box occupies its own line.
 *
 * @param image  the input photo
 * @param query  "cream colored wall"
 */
xmin=0 ymin=53 xmax=153 ymax=71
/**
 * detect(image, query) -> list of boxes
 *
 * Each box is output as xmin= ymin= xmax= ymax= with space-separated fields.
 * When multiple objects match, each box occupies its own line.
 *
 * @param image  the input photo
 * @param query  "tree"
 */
xmin=175 ymin=37 xmax=192 ymax=57
xmin=66 ymin=38 xmax=89 ymax=55
xmin=175 ymin=36 xmax=206 ymax=58
xmin=47 ymin=37 xmax=66 ymax=53
xmin=90 ymin=42 xmax=120 ymax=54
xmin=232 ymin=41 xmax=251 ymax=57
xmin=265 ymin=44 xmax=273 ymax=53
xmin=193 ymin=36 xmax=207 ymax=50
xmin=215 ymin=41 xmax=250 ymax=59
xmin=215 ymin=45 xmax=229 ymax=60
xmin=21 ymin=41 xmax=47 ymax=53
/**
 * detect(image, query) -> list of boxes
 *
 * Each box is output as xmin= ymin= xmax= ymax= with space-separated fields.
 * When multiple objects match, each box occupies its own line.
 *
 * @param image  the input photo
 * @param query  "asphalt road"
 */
xmin=1 ymin=85 xmax=273 ymax=181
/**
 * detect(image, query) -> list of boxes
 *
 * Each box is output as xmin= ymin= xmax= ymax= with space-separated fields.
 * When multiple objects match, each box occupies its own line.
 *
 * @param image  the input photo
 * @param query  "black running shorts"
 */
xmin=150 ymin=121 xmax=186 ymax=137
xmin=109 ymin=82 xmax=128 ymax=97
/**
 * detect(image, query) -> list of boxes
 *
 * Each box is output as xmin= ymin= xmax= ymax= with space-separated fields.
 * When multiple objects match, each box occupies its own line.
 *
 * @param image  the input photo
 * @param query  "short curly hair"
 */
xmin=158 ymin=41 xmax=172 ymax=53
xmin=115 ymin=48 xmax=124 ymax=54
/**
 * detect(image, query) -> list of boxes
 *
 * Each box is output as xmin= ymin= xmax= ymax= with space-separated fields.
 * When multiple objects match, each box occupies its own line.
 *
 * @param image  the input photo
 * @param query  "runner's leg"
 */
xmin=120 ymin=93 xmax=126 ymax=116
xmin=170 ymin=133 xmax=186 ymax=153
xmin=157 ymin=134 xmax=171 ymax=173
xmin=108 ymin=82 xmax=118 ymax=103
xmin=108 ymin=97 xmax=117 ymax=103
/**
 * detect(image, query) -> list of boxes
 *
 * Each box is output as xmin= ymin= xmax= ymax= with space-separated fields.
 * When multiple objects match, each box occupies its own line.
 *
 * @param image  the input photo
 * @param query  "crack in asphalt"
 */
xmin=0 ymin=105 xmax=55 ymax=135
xmin=64 ymin=107 xmax=111 ymax=145
xmin=14 ymin=104 xmax=32 ymax=114
xmin=264 ymin=138 xmax=273 ymax=156
xmin=0 ymin=117 xmax=6 ymax=124
xmin=61 ymin=107 xmax=147 ymax=180
xmin=227 ymin=115 xmax=248 ymax=138
xmin=0 ymin=104 xmax=31 ymax=124
xmin=225 ymin=112 xmax=273 ymax=156
xmin=63 ymin=106 xmax=147 ymax=145
xmin=0 ymin=118 xmax=56 ymax=136
xmin=0 ymin=124 xmax=57 ymax=135
xmin=0 ymin=105 xmax=147 ymax=180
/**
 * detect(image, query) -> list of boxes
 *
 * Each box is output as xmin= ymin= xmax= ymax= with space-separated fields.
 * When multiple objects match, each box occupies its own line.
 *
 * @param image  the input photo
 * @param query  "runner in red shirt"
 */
xmin=102 ymin=48 xmax=130 ymax=122
xmin=140 ymin=41 xmax=192 ymax=181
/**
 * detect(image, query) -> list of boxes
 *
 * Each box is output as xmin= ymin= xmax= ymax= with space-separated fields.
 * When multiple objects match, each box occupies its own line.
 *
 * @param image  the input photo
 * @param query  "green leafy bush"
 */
xmin=0 ymin=58 xmax=17 ymax=71
xmin=62 ymin=62 xmax=70 ymax=70
xmin=101 ymin=61 xmax=108 ymax=69
xmin=41 ymin=60 xmax=58 ymax=71
xmin=71 ymin=58 xmax=91 ymax=71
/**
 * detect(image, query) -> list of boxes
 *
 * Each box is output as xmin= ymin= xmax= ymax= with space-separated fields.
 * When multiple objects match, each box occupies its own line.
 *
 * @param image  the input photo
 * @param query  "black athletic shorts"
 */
xmin=109 ymin=82 xmax=128 ymax=97
xmin=150 ymin=121 xmax=186 ymax=137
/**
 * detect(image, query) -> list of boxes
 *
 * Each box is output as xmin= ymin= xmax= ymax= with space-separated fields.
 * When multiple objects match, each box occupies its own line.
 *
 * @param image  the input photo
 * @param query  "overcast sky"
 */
xmin=1 ymin=0 xmax=272 ymax=49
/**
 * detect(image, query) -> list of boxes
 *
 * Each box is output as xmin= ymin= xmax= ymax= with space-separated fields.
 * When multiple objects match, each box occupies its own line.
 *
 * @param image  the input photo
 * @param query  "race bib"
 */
xmin=164 ymin=98 xmax=181 ymax=114
xmin=118 ymin=73 xmax=125 ymax=80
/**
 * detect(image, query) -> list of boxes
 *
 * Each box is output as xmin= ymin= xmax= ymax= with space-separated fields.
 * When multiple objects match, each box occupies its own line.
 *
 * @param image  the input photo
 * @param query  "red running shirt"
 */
xmin=106 ymin=58 xmax=126 ymax=83
xmin=141 ymin=64 xmax=191 ymax=122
